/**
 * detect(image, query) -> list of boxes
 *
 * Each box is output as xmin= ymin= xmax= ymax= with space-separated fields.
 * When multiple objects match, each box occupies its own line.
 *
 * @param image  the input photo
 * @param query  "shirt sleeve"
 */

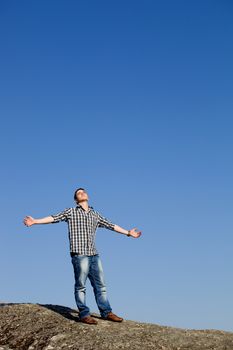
xmin=96 ymin=211 xmax=115 ymax=231
xmin=51 ymin=208 xmax=71 ymax=224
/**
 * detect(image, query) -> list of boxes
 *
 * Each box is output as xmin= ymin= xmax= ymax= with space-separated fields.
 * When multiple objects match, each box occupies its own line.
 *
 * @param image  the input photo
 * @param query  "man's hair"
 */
xmin=74 ymin=188 xmax=85 ymax=202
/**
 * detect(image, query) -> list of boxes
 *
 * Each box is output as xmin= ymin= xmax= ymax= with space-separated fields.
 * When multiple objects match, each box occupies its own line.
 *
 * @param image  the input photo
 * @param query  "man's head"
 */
xmin=74 ymin=188 xmax=89 ymax=204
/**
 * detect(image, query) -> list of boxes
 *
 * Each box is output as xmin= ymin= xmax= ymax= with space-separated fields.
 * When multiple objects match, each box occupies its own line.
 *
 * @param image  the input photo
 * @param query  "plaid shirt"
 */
xmin=51 ymin=204 xmax=115 ymax=255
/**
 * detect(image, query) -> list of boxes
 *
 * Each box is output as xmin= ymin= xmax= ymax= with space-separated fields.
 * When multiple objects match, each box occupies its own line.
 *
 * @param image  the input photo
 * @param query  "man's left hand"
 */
xmin=128 ymin=228 xmax=142 ymax=238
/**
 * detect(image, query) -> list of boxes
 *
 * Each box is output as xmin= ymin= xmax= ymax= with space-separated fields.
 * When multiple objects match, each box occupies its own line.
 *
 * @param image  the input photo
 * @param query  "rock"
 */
xmin=0 ymin=303 xmax=233 ymax=350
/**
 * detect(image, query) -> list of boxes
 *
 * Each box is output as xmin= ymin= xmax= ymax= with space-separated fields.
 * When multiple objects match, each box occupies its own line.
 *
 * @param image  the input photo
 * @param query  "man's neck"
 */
xmin=78 ymin=201 xmax=89 ymax=211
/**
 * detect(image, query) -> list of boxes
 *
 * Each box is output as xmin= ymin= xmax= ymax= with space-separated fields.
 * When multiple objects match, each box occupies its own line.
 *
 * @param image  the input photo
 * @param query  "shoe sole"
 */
xmin=102 ymin=318 xmax=123 ymax=322
xmin=80 ymin=318 xmax=98 ymax=325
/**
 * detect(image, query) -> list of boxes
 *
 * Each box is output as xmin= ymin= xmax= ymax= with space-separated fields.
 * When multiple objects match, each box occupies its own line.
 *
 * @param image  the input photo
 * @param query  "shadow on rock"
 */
xmin=38 ymin=303 xmax=80 ymax=322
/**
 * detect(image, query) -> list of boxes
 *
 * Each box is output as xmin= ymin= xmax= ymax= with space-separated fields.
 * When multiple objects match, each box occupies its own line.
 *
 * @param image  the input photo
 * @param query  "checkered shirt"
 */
xmin=51 ymin=204 xmax=115 ymax=255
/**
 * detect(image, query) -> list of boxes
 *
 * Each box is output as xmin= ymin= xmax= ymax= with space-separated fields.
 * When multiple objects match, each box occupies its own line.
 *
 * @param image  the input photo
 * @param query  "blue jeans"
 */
xmin=71 ymin=254 xmax=112 ymax=319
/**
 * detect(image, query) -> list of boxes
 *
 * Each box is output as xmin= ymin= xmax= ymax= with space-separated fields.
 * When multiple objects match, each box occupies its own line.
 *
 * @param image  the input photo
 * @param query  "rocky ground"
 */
xmin=0 ymin=303 xmax=233 ymax=350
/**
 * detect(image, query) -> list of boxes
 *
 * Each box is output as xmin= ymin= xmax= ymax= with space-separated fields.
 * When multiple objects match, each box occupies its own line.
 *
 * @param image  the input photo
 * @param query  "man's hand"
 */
xmin=128 ymin=228 xmax=142 ymax=238
xmin=24 ymin=216 xmax=35 ymax=227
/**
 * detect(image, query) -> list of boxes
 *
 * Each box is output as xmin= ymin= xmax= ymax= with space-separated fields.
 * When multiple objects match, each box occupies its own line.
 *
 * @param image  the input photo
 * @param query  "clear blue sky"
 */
xmin=1 ymin=0 xmax=233 ymax=332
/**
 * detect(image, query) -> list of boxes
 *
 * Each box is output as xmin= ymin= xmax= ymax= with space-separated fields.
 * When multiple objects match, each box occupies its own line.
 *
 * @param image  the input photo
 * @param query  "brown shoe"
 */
xmin=80 ymin=315 xmax=98 ymax=325
xmin=102 ymin=312 xmax=123 ymax=322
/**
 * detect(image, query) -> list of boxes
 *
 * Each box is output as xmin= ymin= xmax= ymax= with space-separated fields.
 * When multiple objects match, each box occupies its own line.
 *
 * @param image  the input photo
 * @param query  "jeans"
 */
xmin=71 ymin=254 xmax=112 ymax=319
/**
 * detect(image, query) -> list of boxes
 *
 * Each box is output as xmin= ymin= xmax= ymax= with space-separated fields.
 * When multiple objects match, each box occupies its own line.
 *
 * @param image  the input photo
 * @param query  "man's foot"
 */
xmin=80 ymin=315 xmax=98 ymax=325
xmin=102 ymin=312 xmax=123 ymax=322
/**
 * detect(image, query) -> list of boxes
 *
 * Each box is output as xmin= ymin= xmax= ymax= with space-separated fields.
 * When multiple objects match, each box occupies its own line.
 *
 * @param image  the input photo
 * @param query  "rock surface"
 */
xmin=0 ymin=303 xmax=233 ymax=350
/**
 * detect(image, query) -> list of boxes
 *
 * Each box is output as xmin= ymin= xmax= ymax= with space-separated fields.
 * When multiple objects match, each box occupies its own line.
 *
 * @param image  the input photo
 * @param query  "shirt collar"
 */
xmin=76 ymin=204 xmax=93 ymax=211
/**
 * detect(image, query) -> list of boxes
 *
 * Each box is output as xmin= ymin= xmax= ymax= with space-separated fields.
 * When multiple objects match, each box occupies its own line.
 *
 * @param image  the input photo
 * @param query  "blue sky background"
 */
xmin=0 ymin=0 xmax=233 ymax=332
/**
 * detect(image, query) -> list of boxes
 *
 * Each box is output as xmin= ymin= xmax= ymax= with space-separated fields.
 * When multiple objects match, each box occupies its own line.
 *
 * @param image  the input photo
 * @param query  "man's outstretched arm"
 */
xmin=97 ymin=211 xmax=142 ymax=238
xmin=113 ymin=225 xmax=142 ymax=238
xmin=24 ymin=208 xmax=71 ymax=227
xmin=23 ymin=215 xmax=55 ymax=226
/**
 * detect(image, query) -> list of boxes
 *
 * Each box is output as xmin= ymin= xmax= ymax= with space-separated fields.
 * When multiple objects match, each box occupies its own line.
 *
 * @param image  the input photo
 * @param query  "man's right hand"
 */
xmin=24 ymin=216 xmax=35 ymax=227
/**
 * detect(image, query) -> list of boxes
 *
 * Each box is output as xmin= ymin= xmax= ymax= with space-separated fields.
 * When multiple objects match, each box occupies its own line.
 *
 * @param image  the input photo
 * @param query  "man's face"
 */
xmin=76 ymin=189 xmax=89 ymax=203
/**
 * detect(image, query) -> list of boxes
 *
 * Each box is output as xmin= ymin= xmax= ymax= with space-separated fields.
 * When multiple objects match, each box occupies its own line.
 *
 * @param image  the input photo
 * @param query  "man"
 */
xmin=23 ymin=188 xmax=142 ymax=325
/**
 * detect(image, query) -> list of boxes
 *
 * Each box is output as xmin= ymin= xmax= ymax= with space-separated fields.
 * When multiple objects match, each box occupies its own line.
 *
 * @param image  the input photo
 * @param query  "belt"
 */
xmin=70 ymin=252 xmax=79 ymax=257
xmin=70 ymin=252 xmax=98 ymax=257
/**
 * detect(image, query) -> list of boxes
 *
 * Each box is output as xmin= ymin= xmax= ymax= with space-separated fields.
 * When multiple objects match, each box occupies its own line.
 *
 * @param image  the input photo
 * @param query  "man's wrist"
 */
xmin=127 ymin=230 xmax=131 ymax=237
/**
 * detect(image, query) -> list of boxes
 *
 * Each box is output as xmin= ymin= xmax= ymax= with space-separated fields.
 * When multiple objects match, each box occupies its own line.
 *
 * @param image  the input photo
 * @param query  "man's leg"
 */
xmin=71 ymin=255 xmax=91 ymax=319
xmin=88 ymin=254 xmax=113 ymax=318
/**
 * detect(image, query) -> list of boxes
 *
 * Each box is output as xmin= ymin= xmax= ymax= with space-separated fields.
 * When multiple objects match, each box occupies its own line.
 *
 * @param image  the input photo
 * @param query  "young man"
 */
xmin=23 ymin=188 xmax=142 ymax=325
